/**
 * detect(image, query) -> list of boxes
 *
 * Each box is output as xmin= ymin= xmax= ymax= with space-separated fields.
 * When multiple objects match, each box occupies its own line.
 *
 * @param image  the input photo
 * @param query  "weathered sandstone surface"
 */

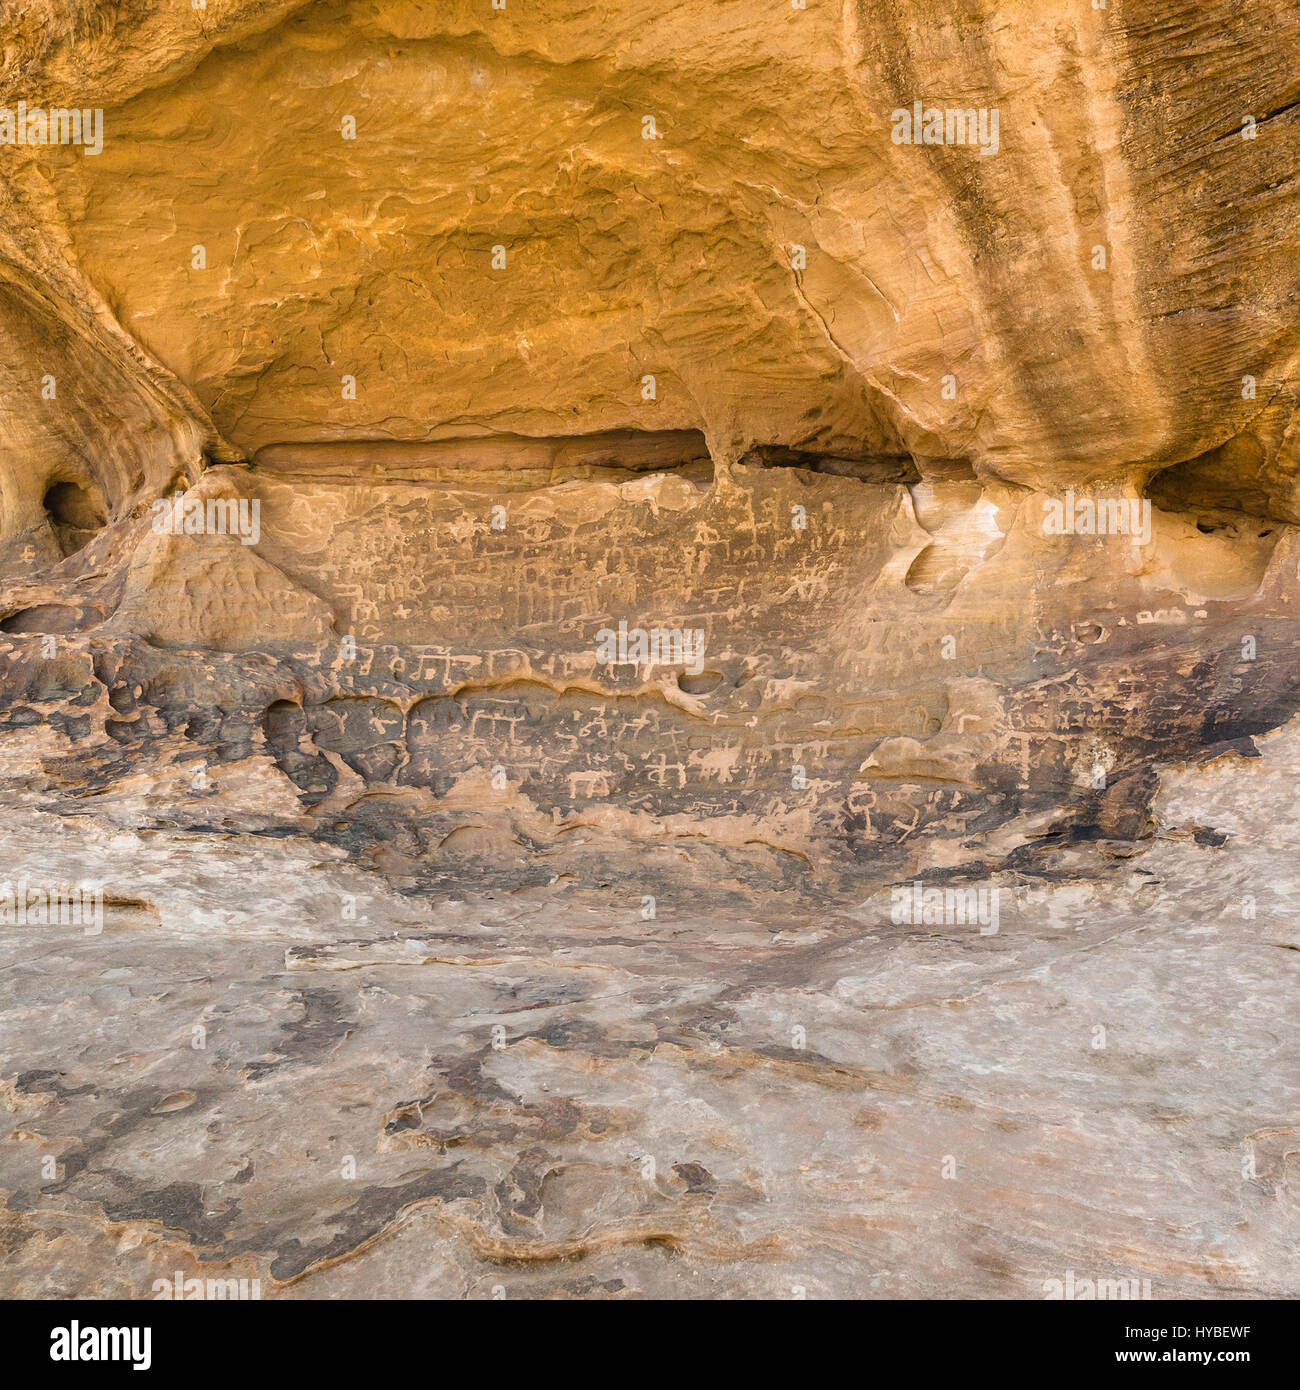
xmin=1 ymin=0 xmax=1298 ymax=1299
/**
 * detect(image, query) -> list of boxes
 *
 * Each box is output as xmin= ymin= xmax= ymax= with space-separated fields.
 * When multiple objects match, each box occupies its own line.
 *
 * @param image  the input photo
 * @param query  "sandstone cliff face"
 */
xmin=1 ymin=1 xmax=1298 ymax=1300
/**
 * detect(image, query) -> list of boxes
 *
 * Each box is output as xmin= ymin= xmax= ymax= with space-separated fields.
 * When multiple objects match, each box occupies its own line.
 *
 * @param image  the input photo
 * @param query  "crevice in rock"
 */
xmin=0 ymin=605 xmax=89 ymax=634
xmin=739 ymin=446 xmax=921 ymax=484
xmin=245 ymin=433 xmax=942 ymax=492
xmin=43 ymin=480 xmax=108 ymax=558
xmin=249 ymin=431 xmax=714 ymax=486
xmin=1147 ymin=441 xmax=1298 ymax=529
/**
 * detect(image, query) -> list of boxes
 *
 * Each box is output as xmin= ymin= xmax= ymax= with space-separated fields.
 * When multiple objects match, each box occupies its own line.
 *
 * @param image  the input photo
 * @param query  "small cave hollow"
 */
xmin=43 ymin=480 xmax=108 ymax=557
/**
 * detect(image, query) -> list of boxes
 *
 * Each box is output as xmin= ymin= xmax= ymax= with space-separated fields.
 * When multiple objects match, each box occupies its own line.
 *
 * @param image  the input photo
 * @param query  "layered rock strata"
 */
xmin=1 ymin=0 xmax=1298 ymax=1299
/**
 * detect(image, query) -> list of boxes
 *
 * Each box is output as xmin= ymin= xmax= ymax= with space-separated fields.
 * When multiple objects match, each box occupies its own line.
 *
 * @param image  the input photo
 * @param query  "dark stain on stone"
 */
xmin=101 ymin=1181 xmax=234 ymax=1247
xmin=672 ymin=1161 xmax=718 ymax=1193
xmin=494 ymin=1149 xmax=550 ymax=1233
xmin=242 ymin=988 xmax=355 ymax=1080
xmin=14 ymin=1069 xmax=95 ymax=1100
xmin=0 ymin=1212 xmax=34 ymax=1256
xmin=561 ymin=1274 xmax=629 ymax=1296
xmin=256 ymin=1164 xmax=486 ymax=1282
xmin=443 ymin=1055 xmax=516 ymax=1105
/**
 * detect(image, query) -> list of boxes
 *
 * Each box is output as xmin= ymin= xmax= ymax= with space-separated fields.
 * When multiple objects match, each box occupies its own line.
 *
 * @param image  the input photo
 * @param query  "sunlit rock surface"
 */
xmin=1 ymin=0 xmax=1298 ymax=1299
